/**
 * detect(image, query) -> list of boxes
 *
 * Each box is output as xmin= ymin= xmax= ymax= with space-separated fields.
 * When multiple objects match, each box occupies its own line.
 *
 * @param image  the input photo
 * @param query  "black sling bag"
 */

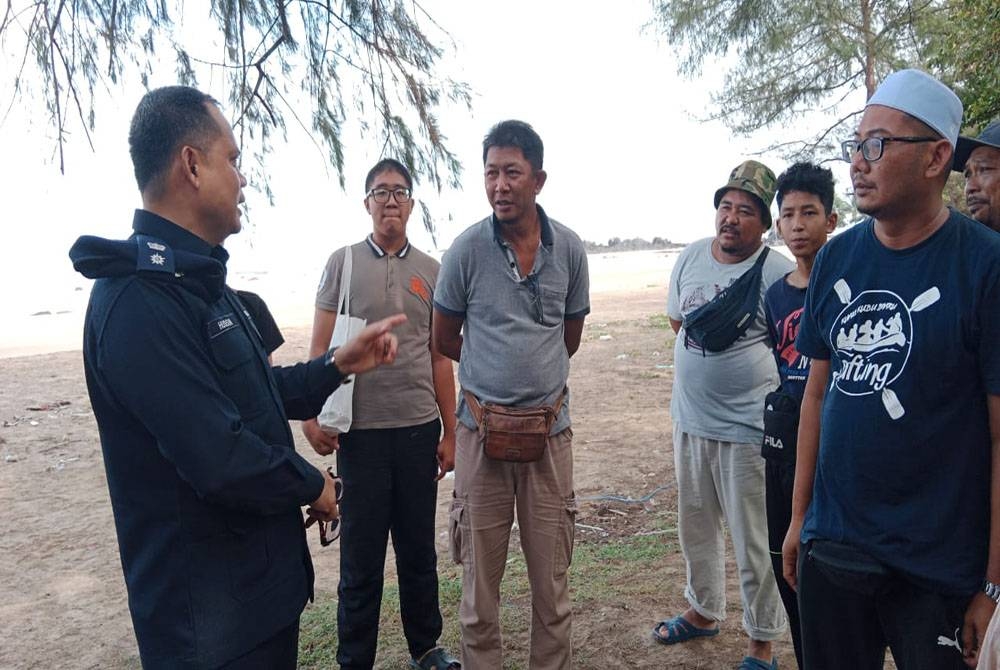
xmin=682 ymin=246 xmax=769 ymax=354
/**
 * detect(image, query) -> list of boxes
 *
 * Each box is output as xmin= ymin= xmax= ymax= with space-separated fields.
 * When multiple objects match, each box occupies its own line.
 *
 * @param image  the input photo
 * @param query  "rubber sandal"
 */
xmin=737 ymin=656 xmax=777 ymax=670
xmin=410 ymin=646 xmax=461 ymax=670
xmin=652 ymin=614 xmax=720 ymax=645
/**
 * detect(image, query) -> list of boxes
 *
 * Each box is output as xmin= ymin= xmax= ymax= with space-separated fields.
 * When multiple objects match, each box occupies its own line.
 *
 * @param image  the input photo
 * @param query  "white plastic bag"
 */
xmin=318 ymin=247 xmax=366 ymax=434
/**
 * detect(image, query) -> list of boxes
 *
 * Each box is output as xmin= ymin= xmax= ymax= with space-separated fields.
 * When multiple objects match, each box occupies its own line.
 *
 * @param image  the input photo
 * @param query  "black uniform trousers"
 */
xmin=336 ymin=418 xmax=443 ymax=669
xmin=217 ymin=619 xmax=299 ymax=669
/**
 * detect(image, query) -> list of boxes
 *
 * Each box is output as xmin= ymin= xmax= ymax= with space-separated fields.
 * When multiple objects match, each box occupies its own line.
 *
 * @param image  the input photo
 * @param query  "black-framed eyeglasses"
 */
xmin=366 ymin=187 xmax=412 ymax=204
xmin=841 ymin=136 xmax=938 ymax=163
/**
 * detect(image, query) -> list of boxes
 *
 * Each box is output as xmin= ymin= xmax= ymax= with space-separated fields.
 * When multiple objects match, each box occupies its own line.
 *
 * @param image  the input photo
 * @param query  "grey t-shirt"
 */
xmin=434 ymin=209 xmax=590 ymax=434
xmin=316 ymin=237 xmax=440 ymax=430
xmin=667 ymin=237 xmax=794 ymax=444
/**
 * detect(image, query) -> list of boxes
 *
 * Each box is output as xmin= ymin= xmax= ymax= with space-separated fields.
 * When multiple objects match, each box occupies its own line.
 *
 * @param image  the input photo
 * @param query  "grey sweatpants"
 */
xmin=672 ymin=425 xmax=786 ymax=640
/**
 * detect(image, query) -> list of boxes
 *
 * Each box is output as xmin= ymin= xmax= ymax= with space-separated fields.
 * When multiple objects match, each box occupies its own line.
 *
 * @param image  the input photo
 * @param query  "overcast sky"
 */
xmin=0 ymin=0 xmax=853 ymax=321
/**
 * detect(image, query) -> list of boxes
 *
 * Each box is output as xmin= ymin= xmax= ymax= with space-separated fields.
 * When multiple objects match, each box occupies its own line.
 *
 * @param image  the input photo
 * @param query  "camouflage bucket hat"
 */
xmin=713 ymin=160 xmax=777 ymax=228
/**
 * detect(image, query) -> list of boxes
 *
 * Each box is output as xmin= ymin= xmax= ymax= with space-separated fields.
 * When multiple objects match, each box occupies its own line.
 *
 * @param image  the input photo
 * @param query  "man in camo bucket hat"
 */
xmin=714 ymin=160 xmax=778 ymax=229
xmin=656 ymin=160 xmax=793 ymax=669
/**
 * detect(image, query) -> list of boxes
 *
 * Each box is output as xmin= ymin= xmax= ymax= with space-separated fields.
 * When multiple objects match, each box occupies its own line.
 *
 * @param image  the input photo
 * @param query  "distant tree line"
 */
xmin=583 ymin=237 xmax=685 ymax=253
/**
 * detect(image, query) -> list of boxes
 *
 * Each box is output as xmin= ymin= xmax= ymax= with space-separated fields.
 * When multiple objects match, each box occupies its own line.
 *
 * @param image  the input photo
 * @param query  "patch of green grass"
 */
xmin=644 ymin=313 xmax=679 ymax=350
xmin=570 ymin=521 xmax=678 ymax=602
xmin=298 ymin=595 xmax=340 ymax=668
xmin=591 ymin=532 xmax=674 ymax=562
xmin=646 ymin=313 xmax=670 ymax=329
xmin=299 ymin=524 xmax=680 ymax=669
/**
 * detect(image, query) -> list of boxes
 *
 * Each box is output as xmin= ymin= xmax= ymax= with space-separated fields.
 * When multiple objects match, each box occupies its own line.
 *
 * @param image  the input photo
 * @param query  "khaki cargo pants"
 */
xmin=450 ymin=423 xmax=576 ymax=670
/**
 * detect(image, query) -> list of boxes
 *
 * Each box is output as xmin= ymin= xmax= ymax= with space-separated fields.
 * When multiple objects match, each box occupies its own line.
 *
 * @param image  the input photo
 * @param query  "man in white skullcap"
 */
xmin=782 ymin=69 xmax=1000 ymax=668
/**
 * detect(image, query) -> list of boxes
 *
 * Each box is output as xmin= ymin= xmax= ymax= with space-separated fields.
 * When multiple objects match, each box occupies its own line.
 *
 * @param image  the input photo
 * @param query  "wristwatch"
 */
xmin=326 ymin=347 xmax=351 ymax=384
xmin=985 ymin=580 xmax=1000 ymax=603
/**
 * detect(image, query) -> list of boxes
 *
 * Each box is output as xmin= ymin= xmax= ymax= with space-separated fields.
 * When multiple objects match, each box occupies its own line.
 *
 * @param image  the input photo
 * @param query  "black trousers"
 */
xmin=797 ymin=541 xmax=972 ymax=670
xmin=216 ymin=619 xmax=299 ymax=669
xmin=336 ymin=419 xmax=443 ymax=669
xmin=765 ymin=458 xmax=804 ymax=669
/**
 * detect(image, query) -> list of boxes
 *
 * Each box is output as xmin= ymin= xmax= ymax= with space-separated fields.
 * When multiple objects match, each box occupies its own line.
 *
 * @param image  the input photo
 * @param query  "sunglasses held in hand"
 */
xmin=305 ymin=467 xmax=344 ymax=546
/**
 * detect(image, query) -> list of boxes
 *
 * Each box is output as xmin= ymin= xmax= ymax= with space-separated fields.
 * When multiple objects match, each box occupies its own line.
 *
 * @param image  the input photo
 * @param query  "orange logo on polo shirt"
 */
xmin=409 ymin=276 xmax=431 ymax=301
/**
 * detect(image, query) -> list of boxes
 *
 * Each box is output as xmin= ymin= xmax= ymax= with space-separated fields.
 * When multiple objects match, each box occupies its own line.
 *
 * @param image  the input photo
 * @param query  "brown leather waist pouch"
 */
xmin=464 ymin=390 xmax=564 ymax=463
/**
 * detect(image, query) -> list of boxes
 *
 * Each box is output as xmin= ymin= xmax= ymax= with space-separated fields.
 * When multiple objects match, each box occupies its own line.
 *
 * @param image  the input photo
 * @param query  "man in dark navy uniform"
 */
xmin=69 ymin=86 xmax=404 ymax=669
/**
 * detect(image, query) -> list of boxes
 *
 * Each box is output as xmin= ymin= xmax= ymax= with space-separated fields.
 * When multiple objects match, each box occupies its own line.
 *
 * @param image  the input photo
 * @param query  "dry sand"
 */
xmin=0 ymin=249 xmax=819 ymax=669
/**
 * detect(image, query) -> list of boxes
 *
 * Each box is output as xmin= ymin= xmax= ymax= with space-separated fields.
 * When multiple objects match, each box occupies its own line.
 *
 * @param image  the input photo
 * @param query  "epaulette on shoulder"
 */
xmin=135 ymin=234 xmax=176 ymax=274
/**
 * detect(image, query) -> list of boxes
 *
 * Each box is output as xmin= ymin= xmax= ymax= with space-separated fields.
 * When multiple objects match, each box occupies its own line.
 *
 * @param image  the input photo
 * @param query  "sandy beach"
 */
xmin=0 ymin=249 xmax=678 ymax=359
xmin=0 ymin=248 xmax=820 ymax=669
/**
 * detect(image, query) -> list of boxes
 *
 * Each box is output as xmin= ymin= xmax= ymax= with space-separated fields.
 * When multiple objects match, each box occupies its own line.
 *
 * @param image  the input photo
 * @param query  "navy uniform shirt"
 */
xmin=70 ymin=210 xmax=344 ymax=669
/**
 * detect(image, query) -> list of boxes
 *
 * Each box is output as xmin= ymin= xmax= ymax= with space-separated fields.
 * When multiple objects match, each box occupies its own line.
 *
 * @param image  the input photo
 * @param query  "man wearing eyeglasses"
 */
xmin=433 ymin=120 xmax=590 ymax=669
xmin=69 ymin=86 xmax=404 ymax=670
xmin=956 ymin=120 xmax=1000 ymax=233
xmin=782 ymin=69 xmax=1000 ymax=668
xmin=304 ymin=158 xmax=459 ymax=670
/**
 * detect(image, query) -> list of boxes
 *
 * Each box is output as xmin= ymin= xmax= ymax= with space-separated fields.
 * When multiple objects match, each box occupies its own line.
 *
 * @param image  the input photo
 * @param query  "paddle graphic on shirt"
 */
xmin=829 ymin=279 xmax=940 ymax=420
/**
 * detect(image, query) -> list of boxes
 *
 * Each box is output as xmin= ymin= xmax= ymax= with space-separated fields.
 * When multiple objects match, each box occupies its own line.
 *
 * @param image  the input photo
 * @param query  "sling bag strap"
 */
xmin=699 ymin=244 xmax=768 ymax=310
xmin=337 ymin=246 xmax=353 ymax=317
xmin=682 ymin=245 xmax=770 ymax=354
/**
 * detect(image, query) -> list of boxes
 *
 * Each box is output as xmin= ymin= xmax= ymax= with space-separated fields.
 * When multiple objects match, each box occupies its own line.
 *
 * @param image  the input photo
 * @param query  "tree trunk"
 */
xmin=861 ymin=0 xmax=877 ymax=99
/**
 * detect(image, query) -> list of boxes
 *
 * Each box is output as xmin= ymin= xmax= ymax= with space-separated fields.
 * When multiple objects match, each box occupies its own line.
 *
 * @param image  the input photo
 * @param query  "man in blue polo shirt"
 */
xmin=433 ymin=120 xmax=590 ymax=670
xmin=783 ymin=69 xmax=1000 ymax=668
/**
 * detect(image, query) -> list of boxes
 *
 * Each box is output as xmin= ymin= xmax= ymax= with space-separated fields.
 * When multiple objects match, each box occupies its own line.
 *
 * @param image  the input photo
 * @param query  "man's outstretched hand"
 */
xmin=334 ymin=314 xmax=407 ymax=375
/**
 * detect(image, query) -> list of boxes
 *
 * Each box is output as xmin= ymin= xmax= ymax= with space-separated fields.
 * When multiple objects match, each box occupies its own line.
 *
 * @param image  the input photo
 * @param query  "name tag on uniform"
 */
xmin=207 ymin=313 xmax=239 ymax=339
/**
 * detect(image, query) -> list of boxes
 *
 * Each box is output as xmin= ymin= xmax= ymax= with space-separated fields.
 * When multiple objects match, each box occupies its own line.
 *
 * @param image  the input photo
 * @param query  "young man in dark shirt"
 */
xmin=761 ymin=162 xmax=837 ymax=670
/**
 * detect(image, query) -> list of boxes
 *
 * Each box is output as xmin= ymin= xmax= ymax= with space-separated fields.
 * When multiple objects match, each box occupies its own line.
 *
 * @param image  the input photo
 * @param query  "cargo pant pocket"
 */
xmin=555 ymin=494 xmax=578 ymax=577
xmin=449 ymin=494 xmax=468 ymax=565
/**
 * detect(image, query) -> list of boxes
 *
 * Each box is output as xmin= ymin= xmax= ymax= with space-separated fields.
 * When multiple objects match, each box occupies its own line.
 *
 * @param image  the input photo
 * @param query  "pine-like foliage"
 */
xmin=0 ymin=0 xmax=470 ymax=205
xmin=648 ymin=0 xmax=952 ymax=159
